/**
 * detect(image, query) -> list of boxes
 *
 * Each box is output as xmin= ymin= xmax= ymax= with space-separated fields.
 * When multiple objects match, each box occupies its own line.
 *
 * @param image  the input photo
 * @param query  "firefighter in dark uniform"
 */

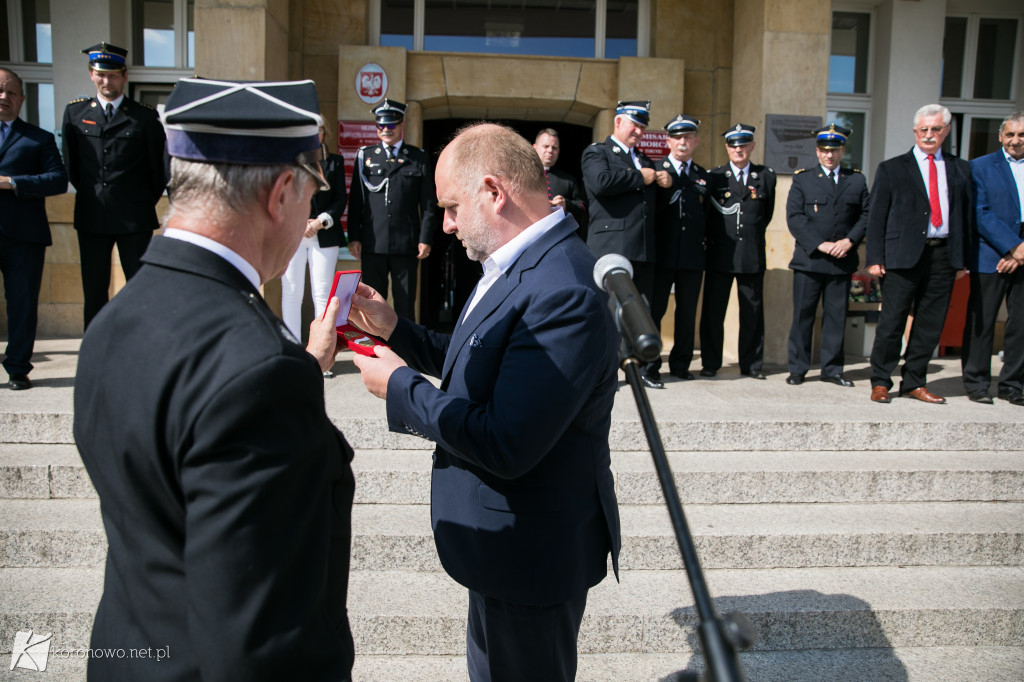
xmin=700 ymin=123 xmax=777 ymax=379
xmin=346 ymin=99 xmax=436 ymax=321
xmin=61 ymin=43 xmax=167 ymax=329
xmin=785 ymin=124 xmax=869 ymax=387
xmin=650 ymin=114 xmax=712 ymax=382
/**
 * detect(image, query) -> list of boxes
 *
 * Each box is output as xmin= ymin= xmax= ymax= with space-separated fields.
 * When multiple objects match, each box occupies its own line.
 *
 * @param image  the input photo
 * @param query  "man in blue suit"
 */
xmin=962 ymin=111 xmax=1024 ymax=406
xmin=0 ymin=68 xmax=69 ymax=390
xmin=350 ymin=123 xmax=621 ymax=682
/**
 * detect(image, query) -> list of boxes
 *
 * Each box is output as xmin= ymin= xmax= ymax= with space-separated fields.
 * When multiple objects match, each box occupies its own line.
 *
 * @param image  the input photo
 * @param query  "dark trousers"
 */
xmin=0 ymin=235 xmax=46 ymax=377
xmin=787 ymin=270 xmax=851 ymax=378
xmin=630 ymin=260 xmax=659 ymax=376
xmin=650 ymin=267 xmax=703 ymax=375
xmin=361 ymin=252 xmax=418 ymax=321
xmin=78 ymin=230 xmax=152 ymax=329
xmin=700 ymin=270 xmax=765 ymax=373
xmin=962 ymin=268 xmax=1024 ymax=394
xmin=869 ymin=242 xmax=955 ymax=392
xmin=466 ymin=589 xmax=588 ymax=682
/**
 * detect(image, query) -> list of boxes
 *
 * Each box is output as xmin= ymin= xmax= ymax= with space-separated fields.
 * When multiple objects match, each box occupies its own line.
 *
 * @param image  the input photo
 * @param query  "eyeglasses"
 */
xmin=295 ymin=148 xmax=330 ymax=192
xmin=377 ymin=123 xmax=399 ymax=130
xmin=916 ymin=126 xmax=946 ymax=135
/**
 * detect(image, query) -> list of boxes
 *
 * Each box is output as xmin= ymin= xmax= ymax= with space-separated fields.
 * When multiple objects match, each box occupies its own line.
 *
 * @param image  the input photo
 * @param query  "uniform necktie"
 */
xmin=828 ymin=170 xmax=837 ymax=195
xmin=384 ymin=145 xmax=392 ymax=160
xmin=104 ymin=103 xmax=113 ymax=123
xmin=927 ymin=154 xmax=942 ymax=227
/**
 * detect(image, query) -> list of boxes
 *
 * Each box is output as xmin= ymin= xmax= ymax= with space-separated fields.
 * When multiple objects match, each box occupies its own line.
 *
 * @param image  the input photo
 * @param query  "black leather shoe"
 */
xmin=786 ymin=373 xmax=804 ymax=385
xmin=741 ymin=370 xmax=767 ymax=380
xmin=641 ymin=373 xmax=665 ymax=390
xmin=699 ymin=368 xmax=717 ymax=377
xmin=967 ymin=390 xmax=994 ymax=404
xmin=821 ymin=375 xmax=854 ymax=388
xmin=997 ymin=389 xmax=1024 ymax=406
xmin=670 ymin=370 xmax=695 ymax=381
xmin=8 ymin=375 xmax=31 ymax=390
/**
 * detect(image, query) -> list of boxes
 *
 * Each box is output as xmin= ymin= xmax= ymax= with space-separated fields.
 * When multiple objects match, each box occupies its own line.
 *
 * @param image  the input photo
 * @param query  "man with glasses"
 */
xmin=61 ymin=42 xmax=167 ymax=329
xmin=785 ymin=124 xmax=869 ymax=388
xmin=347 ymin=99 xmax=436 ymax=321
xmin=866 ymin=104 xmax=972 ymax=404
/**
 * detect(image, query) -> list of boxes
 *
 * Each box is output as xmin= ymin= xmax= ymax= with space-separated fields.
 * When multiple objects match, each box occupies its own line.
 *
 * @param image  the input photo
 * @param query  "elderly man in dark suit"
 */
xmin=582 ymin=100 xmax=659 ymax=386
xmin=533 ymin=127 xmax=587 ymax=233
xmin=650 ymin=114 xmax=711 ymax=382
xmin=350 ymin=123 xmax=620 ymax=682
xmin=347 ymin=99 xmax=436 ymax=321
xmin=61 ymin=43 xmax=167 ymax=329
xmin=74 ymin=79 xmax=355 ymax=681
xmin=0 ymin=68 xmax=68 ymax=391
xmin=701 ymin=123 xmax=777 ymax=379
xmin=866 ymin=103 xmax=972 ymax=404
xmin=785 ymin=124 xmax=869 ymax=388
xmin=962 ymin=111 xmax=1024 ymax=406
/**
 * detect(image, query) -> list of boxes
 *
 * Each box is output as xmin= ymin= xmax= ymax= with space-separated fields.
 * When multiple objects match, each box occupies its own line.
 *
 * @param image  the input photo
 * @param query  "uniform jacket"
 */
xmin=310 ymin=151 xmax=348 ymax=249
xmin=346 ymin=141 xmax=436 ymax=254
xmin=61 ymin=96 xmax=167 ymax=235
xmin=0 ymin=118 xmax=68 ymax=245
xmin=581 ymin=137 xmax=657 ymax=262
xmin=970 ymin=150 xmax=1024 ymax=274
xmin=384 ymin=216 xmax=621 ymax=605
xmin=74 ymin=236 xmax=355 ymax=681
xmin=866 ymin=148 xmax=972 ymax=271
xmin=654 ymin=157 xmax=711 ymax=271
xmin=705 ymin=163 xmax=777 ymax=273
xmin=544 ymin=165 xmax=587 ymax=230
xmin=786 ymin=166 xmax=869 ymax=275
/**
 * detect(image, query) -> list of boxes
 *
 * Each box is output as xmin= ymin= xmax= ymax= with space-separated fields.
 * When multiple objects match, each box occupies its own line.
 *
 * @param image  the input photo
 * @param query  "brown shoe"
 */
xmin=870 ymin=386 xmax=891 ymax=403
xmin=901 ymin=386 xmax=946 ymax=404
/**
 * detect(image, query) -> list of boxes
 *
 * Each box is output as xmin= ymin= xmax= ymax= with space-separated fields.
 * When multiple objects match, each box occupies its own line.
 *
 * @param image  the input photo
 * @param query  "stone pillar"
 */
xmin=195 ymin=0 xmax=289 ymax=81
xmin=726 ymin=0 xmax=831 ymax=368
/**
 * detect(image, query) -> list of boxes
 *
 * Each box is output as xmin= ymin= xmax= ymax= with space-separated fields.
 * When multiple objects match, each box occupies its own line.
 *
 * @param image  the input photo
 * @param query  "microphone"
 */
xmin=593 ymin=254 xmax=662 ymax=363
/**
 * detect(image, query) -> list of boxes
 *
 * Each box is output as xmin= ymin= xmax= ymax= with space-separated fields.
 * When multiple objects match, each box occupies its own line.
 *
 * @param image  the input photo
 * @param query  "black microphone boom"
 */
xmin=593 ymin=254 xmax=662 ymax=363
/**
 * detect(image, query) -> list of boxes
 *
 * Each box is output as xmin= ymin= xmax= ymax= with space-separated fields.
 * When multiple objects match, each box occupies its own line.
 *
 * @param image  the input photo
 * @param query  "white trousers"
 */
xmin=281 ymin=235 xmax=340 ymax=339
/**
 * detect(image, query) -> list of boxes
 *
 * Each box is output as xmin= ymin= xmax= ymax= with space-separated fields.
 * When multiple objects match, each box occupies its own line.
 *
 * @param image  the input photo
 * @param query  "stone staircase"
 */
xmin=1 ymin=351 xmax=1023 ymax=679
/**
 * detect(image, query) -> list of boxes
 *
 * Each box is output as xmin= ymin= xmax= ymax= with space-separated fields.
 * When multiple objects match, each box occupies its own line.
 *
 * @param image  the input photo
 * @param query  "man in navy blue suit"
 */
xmin=962 ymin=111 xmax=1024 ymax=406
xmin=0 ymin=68 xmax=69 ymax=390
xmin=350 ymin=122 xmax=621 ymax=682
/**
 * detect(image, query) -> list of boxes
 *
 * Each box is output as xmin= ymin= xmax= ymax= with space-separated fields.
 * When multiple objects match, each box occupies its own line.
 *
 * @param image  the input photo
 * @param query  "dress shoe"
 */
xmin=786 ymin=373 xmax=804 ymax=385
xmin=870 ymin=386 xmax=891 ymax=403
xmin=820 ymin=375 xmax=854 ymax=388
xmin=741 ymin=370 xmax=767 ymax=380
xmin=8 ymin=375 xmax=31 ymax=390
xmin=967 ymin=390 xmax=993 ymax=404
xmin=640 ymin=373 xmax=665 ymax=390
xmin=670 ymin=370 xmax=695 ymax=381
xmin=900 ymin=386 xmax=946 ymax=404
xmin=699 ymin=368 xmax=717 ymax=377
xmin=997 ymin=389 xmax=1024 ymax=406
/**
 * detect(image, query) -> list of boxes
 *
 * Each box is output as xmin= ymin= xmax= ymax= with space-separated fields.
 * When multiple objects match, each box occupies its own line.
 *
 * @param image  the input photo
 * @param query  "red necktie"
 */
xmin=927 ymin=154 xmax=942 ymax=227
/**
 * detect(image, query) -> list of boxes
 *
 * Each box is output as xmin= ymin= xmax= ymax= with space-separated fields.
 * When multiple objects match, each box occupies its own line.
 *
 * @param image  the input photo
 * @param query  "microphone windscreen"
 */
xmin=593 ymin=253 xmax=633 ymax=291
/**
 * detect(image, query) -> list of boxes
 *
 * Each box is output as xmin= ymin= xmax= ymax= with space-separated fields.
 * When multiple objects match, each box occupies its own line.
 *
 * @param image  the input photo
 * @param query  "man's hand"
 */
xmin=867 ymin=264 xmax=885 ymax=277
xmin=352 ymin=345 xmax=407 ymax=399
xmin=304 ymin=218 xmax=321 ymax=239
xmin=655 ymin=170 xmax=672 ymax=188
xmin=996 ymin=256 xmax=1020 ymax=274
xmin=306 ymin=296 xmax=341 ymax=373
xmin=1011 ymin=242 xmax=1024 ymax=263
xmin=0 ymin=175 xmax=12 ymax=190
xmin=955 ymin=269 xmax=968 ymax=280
xmin=640 ymin=167 xmax=657 ymax=185
xmin=550 ymin=195 xmax=567 ymax=210
xmin=348 ymin=281 xmax=398 ymax=340
xmin=348 ymin=240 xmax=362 ymax=259
xmin=829 ymin=238 xmax=854 ymax=258
xmin=417 ymin=243 xmax=432 ymax=259
xmin=816 ymin=241 xmax=835 ymax=255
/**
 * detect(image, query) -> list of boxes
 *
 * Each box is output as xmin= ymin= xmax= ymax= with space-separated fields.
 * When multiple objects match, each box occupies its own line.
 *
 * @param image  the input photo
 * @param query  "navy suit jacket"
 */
xmin=0 ymin=118 xmax=68 ymax=245
xmin=866 ymin=148 xmax=972 ymax=271
xmin=385 ymin=215 xmax=621 ymax=605
xmin=970 ymin=150 xmax=1024 ymax=274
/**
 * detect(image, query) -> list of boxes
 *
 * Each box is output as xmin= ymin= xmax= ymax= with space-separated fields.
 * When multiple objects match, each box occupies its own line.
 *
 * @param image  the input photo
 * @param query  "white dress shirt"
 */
xmin=163 ymin=228 xmax=262 ymax=291
xmin=913 ymin=146 xmax=950 ymax=238
xmin=1003 ymin=149 xmax=1024 ymax=223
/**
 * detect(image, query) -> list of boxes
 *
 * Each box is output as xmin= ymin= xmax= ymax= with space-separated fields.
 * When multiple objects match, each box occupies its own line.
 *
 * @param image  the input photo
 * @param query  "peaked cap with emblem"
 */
xmin=372 ymin=99 xmax=406 ymax=125
xmin=82 ymin=42 xmax=127 ymax=72
xmin=616 ymin=100 xmax=651 ymax=127
xmin=665 ymin=114 xmax=700 ymax=135
xmin=722 ymin=123 xmax=756 ymax=146
xmin=814 ymin=123 xmax=852 ymax=149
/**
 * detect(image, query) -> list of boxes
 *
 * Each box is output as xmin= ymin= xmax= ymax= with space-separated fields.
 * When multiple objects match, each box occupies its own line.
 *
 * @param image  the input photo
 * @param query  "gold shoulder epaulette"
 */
xmin=794 ymin=168 xmax=807 ymax=175
xmin=68 ymin=97 xmax=89 ymax=104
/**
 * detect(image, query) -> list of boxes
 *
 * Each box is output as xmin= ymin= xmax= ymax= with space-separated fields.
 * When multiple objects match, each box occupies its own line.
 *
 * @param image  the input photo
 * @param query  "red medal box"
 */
xmin=324 ymin=270 xmax=389 ymax=356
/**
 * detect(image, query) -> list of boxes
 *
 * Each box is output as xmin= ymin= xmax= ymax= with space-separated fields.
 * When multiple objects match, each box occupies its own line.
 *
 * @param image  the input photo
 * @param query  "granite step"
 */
xmin=3 ymin=566 xmax=1021 ymax=656
xmin=4 ymin=445 xmax=1022 ymax=505
xmin=3 ymin=499 xmax=1021 ymax=571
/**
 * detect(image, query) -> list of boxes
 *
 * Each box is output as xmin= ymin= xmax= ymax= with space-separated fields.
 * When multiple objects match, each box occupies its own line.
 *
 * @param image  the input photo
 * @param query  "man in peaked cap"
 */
xmin=73 ymin=78 xmax=355 ymax=681
xmin=347 ymin=97 xmax=436 ymax=321
xmin=61 ymin=42 xmax=167 ymax=329
xmin=700 ymin=123 xmax=777 ymax=379
xmin=582 ymin=99 xmax=661 ymax=387
xmin=649 ymin=114 xmax=712 ymax=383
xmin=785 ymin=123 xmax=869 ymax=388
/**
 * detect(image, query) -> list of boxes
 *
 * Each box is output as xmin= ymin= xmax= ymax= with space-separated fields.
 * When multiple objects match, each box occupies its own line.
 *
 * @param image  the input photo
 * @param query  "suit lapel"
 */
xmin=0 ymin=119 xmax=18 ymax=160
xmin=992 ymin=154 xmax=1021 ymax=219
xmin=902 ymin=150 xmax=928 ymax=201
xmin=606 ymin=139 xmax=635 ymax=170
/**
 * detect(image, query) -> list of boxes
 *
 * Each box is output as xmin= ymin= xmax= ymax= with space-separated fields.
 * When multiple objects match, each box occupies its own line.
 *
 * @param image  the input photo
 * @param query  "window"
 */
xmin=1 ymin=0 xmax=55 ymax=131
xmin=942 ymin=14 xmax=1019 ymax=101
xmin=829 ymin=11 xmax=869 ymax=94
xmin=132 ymin=0 xmax=195 ymax=69
xmin=826 ymin=110 xmax=866 ymax=172
xmin=374 ymin=0 xmax=646 ymax=59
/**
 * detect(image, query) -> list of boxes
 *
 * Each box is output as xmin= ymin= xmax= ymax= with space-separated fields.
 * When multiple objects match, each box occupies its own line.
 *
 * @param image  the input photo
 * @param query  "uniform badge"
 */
xmin=697 ymin=178 xmax=706 ymax=186
xmin=750 ymin=171 xmax=758 ymax=179
xmin=813 ymin=204 xmax=818 ymax=213
xmin=663 ymin=161 xmax=670 ymax=169
xmin=374 ymin=148 xmax=381 ymax=155
xmin=725 ymin=171 xmax=732 ymax=178
xmin=612 ymin=146 xmax=621 ymax=154
xmin=365 ymin=158 xmax=372 ymax=166
xmin=724 ymin=191 xmax=731 ymax=199
xmin=90 ymin=101 xmax=97 ymax=108
xmin=749 ymin=187 xmax=758 ymax=199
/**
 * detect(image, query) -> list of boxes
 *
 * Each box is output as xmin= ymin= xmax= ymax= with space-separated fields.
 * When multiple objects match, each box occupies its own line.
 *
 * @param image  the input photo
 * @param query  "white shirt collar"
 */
xmin=913 ymin=145 xmax=944 ymax=162
xmin=820 ymin=164 xmax=839 ymax=178
xmin=385 ymin=140 xmax=403 ymax=153
xmin=96 ymin=93 xmax=125 ymax=111
xmin=1004 ymin=149 xmax=1024 ymax=165
xmin=730 ymin=162 xmax=749 ymax=179
xmin=610 ymin=136 xmax=633 ymax=155
xmin=162 ymin=228 xmax=262 ymax=291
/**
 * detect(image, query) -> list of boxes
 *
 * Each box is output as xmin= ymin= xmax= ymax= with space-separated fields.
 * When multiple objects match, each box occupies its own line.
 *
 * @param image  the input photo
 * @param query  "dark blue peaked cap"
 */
xmin=162 ymin=78 xmax=323 ymax=165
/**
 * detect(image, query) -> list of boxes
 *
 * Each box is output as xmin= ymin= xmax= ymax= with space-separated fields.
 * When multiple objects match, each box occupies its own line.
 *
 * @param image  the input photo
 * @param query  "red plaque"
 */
xmin=337 ymin=121 xmax=382 ymax=234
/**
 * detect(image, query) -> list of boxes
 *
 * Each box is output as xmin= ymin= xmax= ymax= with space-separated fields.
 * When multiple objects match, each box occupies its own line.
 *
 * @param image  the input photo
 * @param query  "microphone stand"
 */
xmin=618 ymin=339 xmax=755 ymax=682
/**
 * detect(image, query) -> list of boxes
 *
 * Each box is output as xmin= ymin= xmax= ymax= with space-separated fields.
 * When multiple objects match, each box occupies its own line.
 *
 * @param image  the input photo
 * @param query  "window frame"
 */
xmin=827 ymin=5 xmax=876 ymax=178
xmin=827 ymin=7 xmax=875 ymax=97
xmin=940 ymin=11 xmax=1022 ymax=103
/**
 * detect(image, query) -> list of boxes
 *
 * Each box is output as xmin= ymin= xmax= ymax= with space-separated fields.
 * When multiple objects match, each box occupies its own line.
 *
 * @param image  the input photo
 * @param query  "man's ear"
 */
xmin=481 ymin=174 xmax=506 ymax=213
xmin=266 ymin=168 xmax=296 ymax=222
